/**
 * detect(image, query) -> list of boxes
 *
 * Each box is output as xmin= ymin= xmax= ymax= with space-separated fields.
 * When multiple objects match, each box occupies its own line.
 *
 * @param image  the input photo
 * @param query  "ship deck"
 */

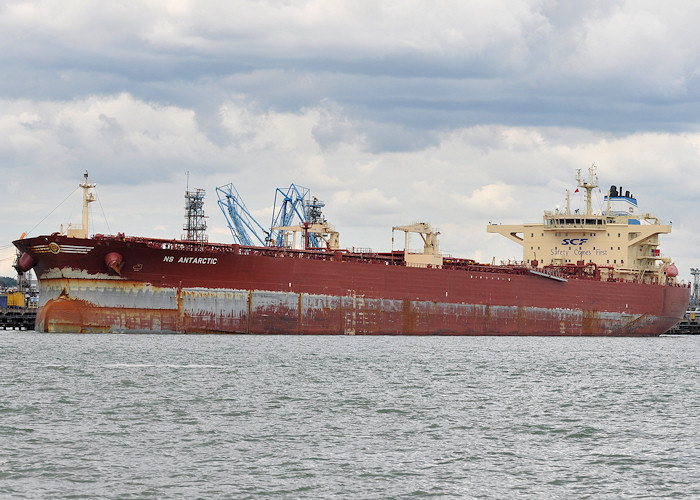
xmin=99 ymin=234 xmax=639 ymax=284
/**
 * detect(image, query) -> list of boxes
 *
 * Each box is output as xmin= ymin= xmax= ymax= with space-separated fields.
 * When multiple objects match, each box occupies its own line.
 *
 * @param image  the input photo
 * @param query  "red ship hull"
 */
xmin=14 ymin=234 xmax=690 ymax=336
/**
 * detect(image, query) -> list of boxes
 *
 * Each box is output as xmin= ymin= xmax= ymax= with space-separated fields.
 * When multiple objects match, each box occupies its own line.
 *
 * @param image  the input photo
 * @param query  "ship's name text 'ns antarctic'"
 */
xmin=162 ymin=256 xmax=218 ymax=264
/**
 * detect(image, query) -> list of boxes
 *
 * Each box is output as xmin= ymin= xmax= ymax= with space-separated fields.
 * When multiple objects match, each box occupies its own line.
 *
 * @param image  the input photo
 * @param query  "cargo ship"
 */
xmin=13 ymin=167 xmax=690 ymax=335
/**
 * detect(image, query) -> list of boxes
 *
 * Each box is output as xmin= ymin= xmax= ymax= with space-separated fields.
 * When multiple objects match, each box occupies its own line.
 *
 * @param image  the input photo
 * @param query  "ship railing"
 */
xmin=499 ymin=259 xmax=527 ymax=266
xmin=539 ymin=261 xmax=608 ymax=281
xmin=544 ymin=212 xmax=607 ymax=224
xmin=98 ymin=234 xmax=692 ymax=285
xmin=136 ymin=233 xmax=534 ymax=273
xmin=108 ymin=235 xmax=438 ymax=268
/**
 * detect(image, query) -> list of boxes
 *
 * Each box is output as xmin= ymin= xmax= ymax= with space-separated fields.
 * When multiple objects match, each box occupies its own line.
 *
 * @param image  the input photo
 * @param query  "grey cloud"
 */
xmin=2 ymin=1 xmax=700 ymax=141
xmin=2 ymin=1 xmax=700 ymax=279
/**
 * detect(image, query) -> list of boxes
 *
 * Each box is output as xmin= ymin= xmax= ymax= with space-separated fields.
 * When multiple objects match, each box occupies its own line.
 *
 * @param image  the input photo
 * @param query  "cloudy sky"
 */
xmin=1 ymin=0 xmax=699 ymax=281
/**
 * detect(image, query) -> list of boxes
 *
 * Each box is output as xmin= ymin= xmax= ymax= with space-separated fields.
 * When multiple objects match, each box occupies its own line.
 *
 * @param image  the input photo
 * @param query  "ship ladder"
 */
xmin=637 ymin=264 xmax=648 ymax=284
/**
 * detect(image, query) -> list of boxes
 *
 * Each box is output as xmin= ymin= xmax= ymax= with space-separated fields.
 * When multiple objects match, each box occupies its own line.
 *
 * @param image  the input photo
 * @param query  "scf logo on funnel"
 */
xmin=562 ymin=238 xmax=588 ymax=246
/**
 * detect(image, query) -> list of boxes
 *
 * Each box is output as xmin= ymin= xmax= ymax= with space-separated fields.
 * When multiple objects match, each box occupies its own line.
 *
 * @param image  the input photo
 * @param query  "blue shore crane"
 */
xmin=216 ymin=182 xmax=332 ymax=249
xmin=215 ymin=183 xmax=269 ymax=246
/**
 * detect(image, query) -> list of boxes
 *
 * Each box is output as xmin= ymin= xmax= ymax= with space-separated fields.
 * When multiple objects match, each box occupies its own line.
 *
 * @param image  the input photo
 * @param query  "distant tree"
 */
xmin=0 ymin=276 xmax=18 ymax=288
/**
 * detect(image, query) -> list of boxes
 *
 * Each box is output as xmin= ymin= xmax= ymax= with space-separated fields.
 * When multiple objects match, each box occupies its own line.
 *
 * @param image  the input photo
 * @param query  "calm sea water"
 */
xmin=1 ymin=332 xmax=698 ymax=499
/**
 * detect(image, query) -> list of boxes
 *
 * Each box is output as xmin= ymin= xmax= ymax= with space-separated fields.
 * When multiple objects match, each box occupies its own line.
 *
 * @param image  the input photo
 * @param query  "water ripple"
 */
xmin=0 ymin=333 xmax=698 ymax=498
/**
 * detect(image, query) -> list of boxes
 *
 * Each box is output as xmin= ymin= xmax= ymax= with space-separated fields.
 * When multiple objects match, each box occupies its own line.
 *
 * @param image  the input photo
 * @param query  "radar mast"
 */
xmin=576 ymin=163 xmax=598 ymax=216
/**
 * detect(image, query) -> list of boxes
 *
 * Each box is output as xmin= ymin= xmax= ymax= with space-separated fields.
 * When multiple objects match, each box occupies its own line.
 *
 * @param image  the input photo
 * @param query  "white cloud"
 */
xmin=0 ymin=94 xmax=215 ymax=182
xmin=131 ymin=0 xmax=548 ymax=64
xmin=454 ymin=184 xmax=517 ymax=214
xmin=332 ymin=188 xmax=401 ymax=216
xmin=563 ymin=2 xmax=700 ymax=95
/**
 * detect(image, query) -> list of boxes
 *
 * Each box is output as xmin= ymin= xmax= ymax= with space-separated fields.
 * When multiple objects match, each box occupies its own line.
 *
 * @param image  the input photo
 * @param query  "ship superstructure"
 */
xmin=487 ymin=165 xmax=678 ymax=285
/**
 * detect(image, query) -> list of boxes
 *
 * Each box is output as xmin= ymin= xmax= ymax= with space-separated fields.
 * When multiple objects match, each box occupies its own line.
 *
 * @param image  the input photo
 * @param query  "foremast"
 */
xmin=66 ymin=171 xmax=95 ymax=239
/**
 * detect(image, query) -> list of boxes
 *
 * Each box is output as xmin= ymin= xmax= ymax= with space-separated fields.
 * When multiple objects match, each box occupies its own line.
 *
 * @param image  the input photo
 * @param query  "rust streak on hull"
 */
xmin=33 ymin=278 xmax=686 ymax=336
